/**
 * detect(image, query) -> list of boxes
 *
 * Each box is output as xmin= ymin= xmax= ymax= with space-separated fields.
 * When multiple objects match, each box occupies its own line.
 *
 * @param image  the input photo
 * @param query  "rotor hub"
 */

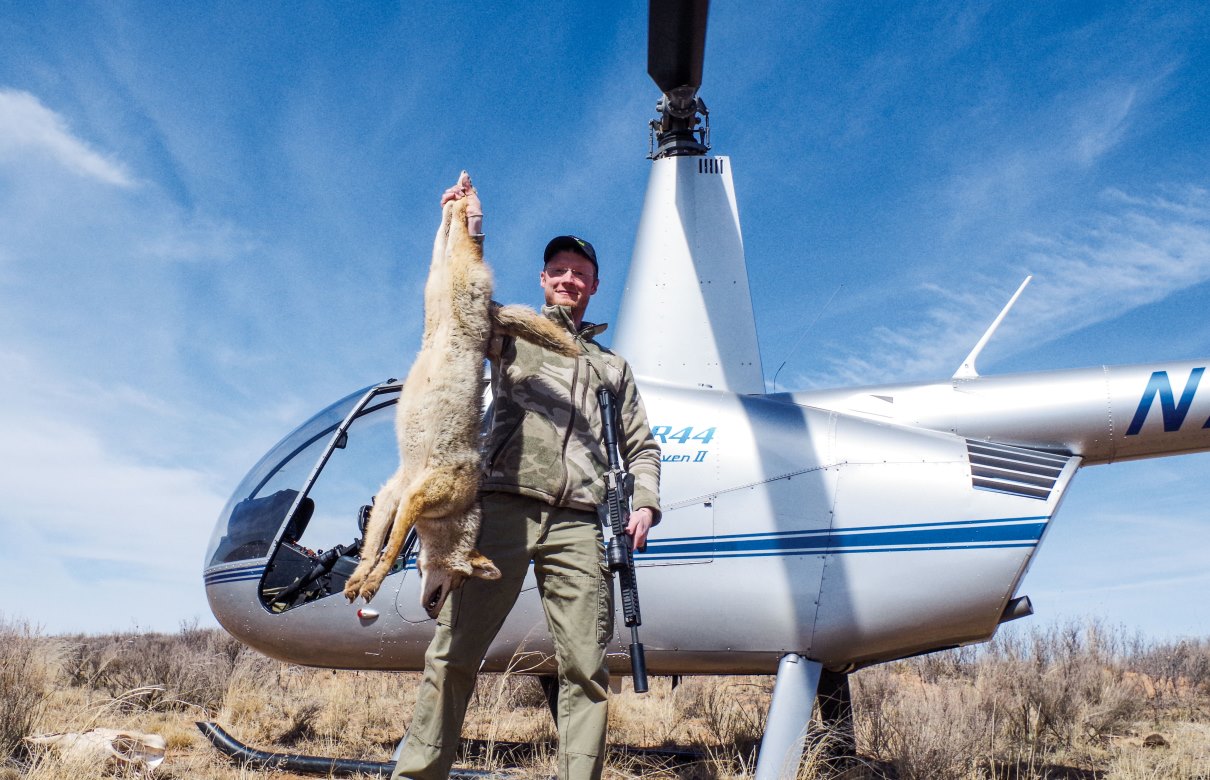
xmin=649 ymin=94 xmax=709 ymax=159
xmin=647 ymin=0 xmax=712 ymax=159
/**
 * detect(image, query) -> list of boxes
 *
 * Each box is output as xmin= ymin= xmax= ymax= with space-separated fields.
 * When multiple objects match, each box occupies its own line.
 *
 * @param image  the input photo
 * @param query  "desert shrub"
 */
xmin=63 ymin=623 xmax=247 ymax=713
xmin=976 ymin=620 xmax=1143 ymax=750
xmin=1105 ymin=721 xmax=1210 ymax=780
xmin=851 ymin=663 xmax=896 ymax=768
xmin=0 ymin=617 xmax=60 ymax=760
xmin=854 ymin=665 xmax=992 ymax=780
xmin=1136 ymin=637 xmax=1210 ymax=717
xmin=498 ymin=674 xmax=549 ymax=711
xmin=649 ymin=676 xmax=769 ymax=776
xmin=845 ymin=619 xmax=1198 ymax=777
xmin=909 ymin=643 xmax=980 ymax=684
xmin=675 ymin=677 xmax=769 ymax=748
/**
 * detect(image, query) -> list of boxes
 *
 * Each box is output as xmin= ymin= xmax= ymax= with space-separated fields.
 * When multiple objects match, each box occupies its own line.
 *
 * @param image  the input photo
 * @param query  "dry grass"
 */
xmin=852 ymin=621 xmax=1210 ymax=780
xmin=0 ymin=617 xmax=63 ymax=761
xmin=2 ymin=615 xmax=1207 ymax=779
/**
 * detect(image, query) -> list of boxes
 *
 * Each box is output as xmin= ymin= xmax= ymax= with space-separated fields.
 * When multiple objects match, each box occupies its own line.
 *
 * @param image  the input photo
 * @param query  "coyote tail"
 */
xmin=490 ymin=303 xmax=579 ymax=356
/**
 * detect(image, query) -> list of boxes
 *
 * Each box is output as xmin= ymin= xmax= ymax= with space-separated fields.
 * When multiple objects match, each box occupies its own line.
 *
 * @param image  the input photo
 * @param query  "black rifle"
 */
xmin=597 ymin=387 xmax=649 ymax=694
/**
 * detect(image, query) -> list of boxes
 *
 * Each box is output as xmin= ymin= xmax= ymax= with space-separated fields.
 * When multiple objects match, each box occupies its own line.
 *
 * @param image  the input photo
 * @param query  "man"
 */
xmin=391 ymin=185 xmax=662 ymax=780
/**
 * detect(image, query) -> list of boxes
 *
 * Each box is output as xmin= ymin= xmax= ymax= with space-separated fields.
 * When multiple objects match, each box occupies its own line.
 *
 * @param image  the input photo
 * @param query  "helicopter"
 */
xmin=201 ymin=2 xmax=1210 ymax=778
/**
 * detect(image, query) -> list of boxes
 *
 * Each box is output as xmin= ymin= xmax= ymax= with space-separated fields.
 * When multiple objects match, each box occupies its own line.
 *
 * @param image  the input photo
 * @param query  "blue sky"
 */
xmin=1 ymin=1 xmax=1208 ymax=639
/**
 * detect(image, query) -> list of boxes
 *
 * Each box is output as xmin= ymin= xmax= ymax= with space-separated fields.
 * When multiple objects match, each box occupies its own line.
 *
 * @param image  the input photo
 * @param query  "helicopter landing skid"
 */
xmin=197 ymin=720 xmax=708 ymax=777
xmin=196 ymin=721 xmax=499 ymax=778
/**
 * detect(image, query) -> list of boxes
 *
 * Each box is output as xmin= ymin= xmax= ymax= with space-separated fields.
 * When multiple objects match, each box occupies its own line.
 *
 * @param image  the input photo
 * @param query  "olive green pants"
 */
xmin=392 ymin=491 xmax=613 ymax=780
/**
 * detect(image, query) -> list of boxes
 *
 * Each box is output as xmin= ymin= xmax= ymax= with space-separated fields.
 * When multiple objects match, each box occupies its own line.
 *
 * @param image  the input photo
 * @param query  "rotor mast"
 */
xmin=648 ymin=0 xmax=710 ymax=158
xmin=616 ymin=0 xmax=763 ymax=394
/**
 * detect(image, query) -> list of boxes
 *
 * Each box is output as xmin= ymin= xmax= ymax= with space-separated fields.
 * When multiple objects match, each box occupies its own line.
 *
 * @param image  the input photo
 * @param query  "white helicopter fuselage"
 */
xmin=204 ymin=359 xmax=1210 ymax=674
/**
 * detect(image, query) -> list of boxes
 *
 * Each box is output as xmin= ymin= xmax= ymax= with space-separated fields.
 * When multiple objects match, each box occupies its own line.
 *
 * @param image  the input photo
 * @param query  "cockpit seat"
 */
xmin=282 ymin=497 xmax=315 ymax=544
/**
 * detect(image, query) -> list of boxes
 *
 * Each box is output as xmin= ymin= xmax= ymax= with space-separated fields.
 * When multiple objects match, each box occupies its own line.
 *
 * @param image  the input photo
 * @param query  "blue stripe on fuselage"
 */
xmin=641 ymin=516 xmax=1047 ymax=559
xmin=203 ymin=519 xmax=1045 ymax=583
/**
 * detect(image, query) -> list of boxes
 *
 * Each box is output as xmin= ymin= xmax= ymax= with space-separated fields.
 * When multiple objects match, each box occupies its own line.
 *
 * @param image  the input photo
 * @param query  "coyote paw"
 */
xmin=343 ymin=571 xmax=366 ymax=602
xmin=357 ymin=581 xmax=381 ymax=603
xmin=440 ymin=171 xmax=482 ymax=234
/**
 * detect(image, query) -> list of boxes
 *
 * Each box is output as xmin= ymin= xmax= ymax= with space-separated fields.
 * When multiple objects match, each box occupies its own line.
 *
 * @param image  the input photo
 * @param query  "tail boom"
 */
xmin=789 ymin=359 xmax=1210 ymax=465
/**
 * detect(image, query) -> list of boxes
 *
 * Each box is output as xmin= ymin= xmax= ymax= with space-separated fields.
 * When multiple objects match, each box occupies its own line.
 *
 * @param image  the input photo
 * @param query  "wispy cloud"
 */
xmin=941 ymin=78 xmax=1161 ymax=238
xmin=134 ymin=211 xmax=262 ymax=263
xmin=1023 ymin=186 xmax=1210 ymax=308
xmin=810 ymin=185 xmax=1210 ymax=386
xmin=0 ymin=88 xmax=135 ymax=187
xmin=1070 ymin=85 xmax=1139 ymax=166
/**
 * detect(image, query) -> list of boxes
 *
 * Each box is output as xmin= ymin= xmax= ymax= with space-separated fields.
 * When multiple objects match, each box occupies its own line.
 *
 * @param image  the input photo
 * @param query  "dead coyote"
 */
xmin=344 ymin=173 xmax=576 ymax=617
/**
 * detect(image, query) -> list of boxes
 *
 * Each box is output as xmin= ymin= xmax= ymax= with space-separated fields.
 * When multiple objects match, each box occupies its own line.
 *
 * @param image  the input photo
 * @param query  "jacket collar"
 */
xmin=543 ymin=304 xmax=609 ymax=339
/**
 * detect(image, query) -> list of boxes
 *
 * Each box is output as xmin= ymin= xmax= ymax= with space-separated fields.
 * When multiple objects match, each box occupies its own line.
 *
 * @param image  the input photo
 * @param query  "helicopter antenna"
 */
xmin=772 ymin=284 xmax=843 ymax=393
xmin=953 ymin=275 xmax=1032 ymax=380
xmin=648 ymin=0 xmax=710 ymax=158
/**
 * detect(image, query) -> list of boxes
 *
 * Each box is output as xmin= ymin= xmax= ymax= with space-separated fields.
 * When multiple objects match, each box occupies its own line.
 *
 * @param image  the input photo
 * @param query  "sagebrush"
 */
xmin=3 ymin=615 xmax=1208 ymax=779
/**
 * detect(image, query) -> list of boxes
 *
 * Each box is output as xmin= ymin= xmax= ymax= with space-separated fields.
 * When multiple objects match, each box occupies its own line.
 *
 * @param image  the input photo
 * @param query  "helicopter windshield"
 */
xmin=204 ymin=385 xmax=389 ymax=567
xmin=205 ymin=380 xmax=498 ymax=612
xmin=285 ymin=390 xmax=400 ymax=556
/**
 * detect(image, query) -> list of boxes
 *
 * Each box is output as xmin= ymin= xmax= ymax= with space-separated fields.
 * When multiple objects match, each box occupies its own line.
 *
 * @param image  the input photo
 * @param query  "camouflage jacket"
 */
xmin=482 ymin=305 xmax=662 ymax=521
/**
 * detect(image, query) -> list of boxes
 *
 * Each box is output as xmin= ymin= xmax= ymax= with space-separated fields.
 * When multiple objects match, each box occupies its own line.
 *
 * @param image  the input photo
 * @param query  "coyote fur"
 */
xmin=343 ymin=175 xmax=577 ymax=617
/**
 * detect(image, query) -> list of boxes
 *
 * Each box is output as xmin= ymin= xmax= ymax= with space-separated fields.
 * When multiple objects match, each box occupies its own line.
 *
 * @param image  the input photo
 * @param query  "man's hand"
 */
xmin=627 ymin=507 xmax=654 ymax=552
xmin=440 ymin=171 xmax=483 ymax=236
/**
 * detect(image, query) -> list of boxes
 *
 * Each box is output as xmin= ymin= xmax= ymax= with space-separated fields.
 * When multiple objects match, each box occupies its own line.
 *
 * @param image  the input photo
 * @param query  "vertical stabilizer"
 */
xmin=612 ymin=155 xmax=764 ymax=394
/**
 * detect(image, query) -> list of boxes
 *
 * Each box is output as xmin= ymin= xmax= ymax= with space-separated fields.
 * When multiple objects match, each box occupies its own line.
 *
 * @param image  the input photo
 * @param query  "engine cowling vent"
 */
xmin=966 ymin=440 xmax=1071 ymax=500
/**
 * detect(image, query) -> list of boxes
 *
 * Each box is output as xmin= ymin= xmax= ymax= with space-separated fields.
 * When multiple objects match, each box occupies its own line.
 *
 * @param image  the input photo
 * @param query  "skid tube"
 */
xmin=198 ymin=721 xmax=707 ymax=777
xmin=196 ymin=722 xmax=499 ymax=779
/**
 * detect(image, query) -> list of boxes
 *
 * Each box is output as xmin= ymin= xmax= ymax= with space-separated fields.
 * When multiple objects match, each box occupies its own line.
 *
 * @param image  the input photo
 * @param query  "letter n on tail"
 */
xmin=1125 ymin=368 xmax=1205 ymax=436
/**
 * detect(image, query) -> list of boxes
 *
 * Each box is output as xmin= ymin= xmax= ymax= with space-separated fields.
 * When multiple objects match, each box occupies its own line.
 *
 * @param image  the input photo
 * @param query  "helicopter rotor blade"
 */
xmin=647 ymin=0 xmax=709 ymax=96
